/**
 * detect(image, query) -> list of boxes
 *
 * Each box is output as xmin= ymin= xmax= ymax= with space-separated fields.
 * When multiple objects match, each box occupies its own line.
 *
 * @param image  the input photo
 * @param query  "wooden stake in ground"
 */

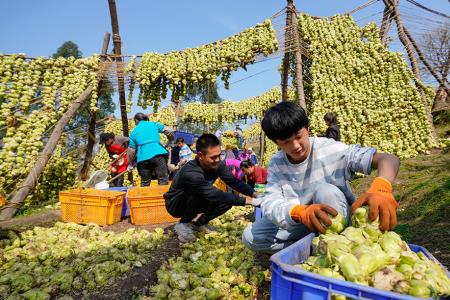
xmin=281 ymin=1 xmax=293 ymax=102
xmin=79 ymin=32 xmax=111 ymax=181
xmin=383 ymin=0 xmax=438 ymax=143
xmin=0 ymin=86 xmax=94 ymax=220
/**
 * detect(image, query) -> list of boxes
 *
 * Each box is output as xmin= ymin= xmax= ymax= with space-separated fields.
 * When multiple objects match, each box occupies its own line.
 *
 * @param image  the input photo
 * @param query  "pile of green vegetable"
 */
xmin=148 ymin=207 xmax=268 ymax=300
xmin=0 ymin=222 xmax=167 ymax=299
xmin=297 ymin=207 xmax=450 ymax=298
xmin=298 ymin=15 xmax=436 ymax=158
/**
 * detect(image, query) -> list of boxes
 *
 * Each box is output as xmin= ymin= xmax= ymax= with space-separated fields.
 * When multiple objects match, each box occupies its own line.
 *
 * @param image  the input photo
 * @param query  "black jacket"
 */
xmin=164 ymin=159 xmax=254 ymax=214
xmin=325 ymin=124 xmax=341 ymax=141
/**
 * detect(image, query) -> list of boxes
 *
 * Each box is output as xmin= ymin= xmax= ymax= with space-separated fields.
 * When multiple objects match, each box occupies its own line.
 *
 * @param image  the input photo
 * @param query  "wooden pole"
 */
xmin=291 ymin=6 xmax=307 ymax=112
xmin=432 ymin=51 xmax=450 ymax=112
xmin=0 ymin=86 xmax=94 ymax=220
xmin=281 ymin=0 xmax=293 ymax=102
xmin=379 ymin=5 xmax=393 ymax=46
xmin=403 ymin=28 xmax=449 ymax=93
xmin=259 ymin=130 xmax=265 ymax=166
xmin=79 ymin=32 xmax=111 ymax=181
xmin=107 ymin=0 xmax=129 ymax=137
xmin=108 ymin=0 xmax=133 ymax=184
xmin=383 ymin=0 xmax=438 ymax=142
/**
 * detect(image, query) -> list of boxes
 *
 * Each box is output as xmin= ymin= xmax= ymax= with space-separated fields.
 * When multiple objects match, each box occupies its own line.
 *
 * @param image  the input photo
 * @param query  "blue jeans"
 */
xmin=242 ymin=183 xmax=350 ymax=253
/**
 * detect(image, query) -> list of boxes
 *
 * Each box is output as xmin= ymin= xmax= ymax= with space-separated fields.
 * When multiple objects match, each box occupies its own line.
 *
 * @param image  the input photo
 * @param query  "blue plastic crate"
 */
xmin=254 ymin=207 xmax=262 ymax=221
xmin=270 ymin=233 xmax=450 ymax=300
xmin=108 ymin=187 xmax=129 ymax=218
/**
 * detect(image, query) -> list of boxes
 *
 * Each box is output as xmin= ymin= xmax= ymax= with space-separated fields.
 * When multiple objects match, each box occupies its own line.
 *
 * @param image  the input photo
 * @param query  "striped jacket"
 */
xmin=260 ymin=137 xmax=376 ymax=229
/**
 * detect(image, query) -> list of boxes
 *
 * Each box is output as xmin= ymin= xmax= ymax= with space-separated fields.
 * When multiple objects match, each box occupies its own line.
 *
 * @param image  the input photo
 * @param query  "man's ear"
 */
xmin=196 ymin=151 xmax=203 ymax=160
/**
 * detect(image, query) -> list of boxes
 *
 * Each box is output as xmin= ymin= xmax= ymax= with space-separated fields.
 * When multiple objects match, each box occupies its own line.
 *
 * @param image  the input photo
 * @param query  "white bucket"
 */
xmin=94 ymin=181 xmax=110 ymax=190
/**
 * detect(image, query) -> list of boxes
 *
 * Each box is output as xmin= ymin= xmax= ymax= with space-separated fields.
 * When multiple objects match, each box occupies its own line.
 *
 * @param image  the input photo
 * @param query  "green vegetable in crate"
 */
xmin=293 ymin=207 xmax=450 ymax=298
xmin=408 ymin=279 xmax=432 ymax=298
xmin=325 ymin=213 xmax=347 ymax=234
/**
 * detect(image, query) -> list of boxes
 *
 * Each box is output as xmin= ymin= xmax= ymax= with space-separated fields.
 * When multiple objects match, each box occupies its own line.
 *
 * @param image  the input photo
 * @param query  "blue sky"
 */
xmin=1 ymin=0 xmax=448 ymax=120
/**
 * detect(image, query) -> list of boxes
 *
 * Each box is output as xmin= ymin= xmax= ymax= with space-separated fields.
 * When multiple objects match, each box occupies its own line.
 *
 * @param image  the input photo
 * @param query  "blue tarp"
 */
xmin=173 ymin=131 xmax=196 ymax=145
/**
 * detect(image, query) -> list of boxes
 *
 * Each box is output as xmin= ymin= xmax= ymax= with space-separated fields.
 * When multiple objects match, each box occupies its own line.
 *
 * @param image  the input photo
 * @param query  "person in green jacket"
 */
xmin=127 ymin=113 xmax=174 ymax=186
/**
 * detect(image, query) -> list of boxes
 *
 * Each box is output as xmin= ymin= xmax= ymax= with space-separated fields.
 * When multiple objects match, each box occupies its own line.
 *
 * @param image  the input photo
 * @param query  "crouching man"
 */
xmin=164 ymin=134 xmax=258 ymax=243
xmin=242 ymin=102 xmax=400 ymax=253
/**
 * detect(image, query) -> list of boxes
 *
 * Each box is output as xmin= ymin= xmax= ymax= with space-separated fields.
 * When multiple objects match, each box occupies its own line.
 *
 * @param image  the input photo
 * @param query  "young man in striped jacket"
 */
xmin=242 ymin=102 xmax=400 ymax=252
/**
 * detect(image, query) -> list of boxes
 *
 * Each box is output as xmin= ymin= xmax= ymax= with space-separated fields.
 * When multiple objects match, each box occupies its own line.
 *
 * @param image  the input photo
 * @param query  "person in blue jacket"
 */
xmin=127 ymin=113 xmax=174 ymax=186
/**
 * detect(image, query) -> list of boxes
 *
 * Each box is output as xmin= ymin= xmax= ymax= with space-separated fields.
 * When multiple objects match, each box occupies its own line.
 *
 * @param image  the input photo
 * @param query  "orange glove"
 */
xmin=351 ymin=177 xmax=398 ymax=231
xmin=290 ymin=204 xmax=338 ymax=234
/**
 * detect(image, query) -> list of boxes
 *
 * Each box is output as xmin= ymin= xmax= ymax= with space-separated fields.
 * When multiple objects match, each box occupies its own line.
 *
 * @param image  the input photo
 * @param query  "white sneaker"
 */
xmin=195 ymin=224 xmax=217 ymax=233
xmin=174 ymin=223 xmax=197 ymax=243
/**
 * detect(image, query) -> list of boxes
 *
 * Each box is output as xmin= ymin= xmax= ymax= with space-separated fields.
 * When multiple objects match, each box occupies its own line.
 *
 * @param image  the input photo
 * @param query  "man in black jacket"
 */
xmin=164 ymin=134 xmax=258 ymax=242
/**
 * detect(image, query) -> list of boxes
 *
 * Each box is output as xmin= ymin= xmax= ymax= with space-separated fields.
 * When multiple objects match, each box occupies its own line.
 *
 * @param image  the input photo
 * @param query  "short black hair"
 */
xmin=240 ymin=160 xmax=254 ymax=169
xmin=134 ymin=112 xmax=149 ymax=123
xmin=324 ymin=112 xmax=338 ymax=125
xmin=99 ymin=132 xmax=114 ymax=144
xmin=176 ymin=137 xmax=184 ymax=144
xmin=196 ymin=134 xmax=221 ymax=153
xmin=261 ymin=102 xmax=309 ymax=141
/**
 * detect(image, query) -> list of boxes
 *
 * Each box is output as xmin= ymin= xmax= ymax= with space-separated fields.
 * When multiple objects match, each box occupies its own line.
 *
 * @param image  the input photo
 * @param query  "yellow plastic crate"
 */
xmin=59 ymin=188 xmax=125 ymax=226
xmin=127 ymin=185 xmax=179 ymax=225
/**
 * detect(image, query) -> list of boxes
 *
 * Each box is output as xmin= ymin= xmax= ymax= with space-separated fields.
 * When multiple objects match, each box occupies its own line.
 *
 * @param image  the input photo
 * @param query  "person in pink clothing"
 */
xmin=225 ymin=159 xmax=244 ymax=181
xmin=238 ymin=150 xmax=251 ymax=162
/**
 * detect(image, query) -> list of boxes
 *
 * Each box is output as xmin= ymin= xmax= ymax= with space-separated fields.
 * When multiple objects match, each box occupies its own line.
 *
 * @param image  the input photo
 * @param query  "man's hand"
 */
xmin=251 ymin=194 xmax=264 ymax=207
xmin=290 ymin=204 xmax=338 ymax=234
xmin=252 ymin=192 xmax=260 ymax=198
xmin=244 ymin=197 xmax=254 ymax=206
xmin=351 ymin=177 xmax=398 ymax=231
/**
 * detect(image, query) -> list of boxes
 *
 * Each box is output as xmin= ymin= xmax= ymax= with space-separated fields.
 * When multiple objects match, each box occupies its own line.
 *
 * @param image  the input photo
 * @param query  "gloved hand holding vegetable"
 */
xmin=351 ymin=177 xmax=398 ymax=231
xmin=290 ymin=204 xmax=338 ymax=233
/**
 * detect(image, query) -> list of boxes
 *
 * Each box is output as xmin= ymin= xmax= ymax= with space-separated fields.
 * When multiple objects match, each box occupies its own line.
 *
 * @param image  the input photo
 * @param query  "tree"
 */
xmin=179 ymin=81 xmax=223 ymax=133
xmin=64 ymin=80 xmax=116 ymax=151
xmin=52 ymin=41 xmax=116 ymax=153
xmin=419 ymin=23 xmax=449 ymax=112
xmin=184 ymin=81 xmax=222 ymax=104
xmin=52 ymin=41 xmax=82 ymax=59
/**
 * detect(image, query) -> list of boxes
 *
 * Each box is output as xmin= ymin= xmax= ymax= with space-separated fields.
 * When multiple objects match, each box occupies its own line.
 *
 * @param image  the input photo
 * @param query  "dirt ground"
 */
xmin=68 ymin=231 xmax=181 ymax=300
xmin=0 ymin=209 xmax=62 ymax=231
xmin=0 ymin=209 xmax=176 ymax=233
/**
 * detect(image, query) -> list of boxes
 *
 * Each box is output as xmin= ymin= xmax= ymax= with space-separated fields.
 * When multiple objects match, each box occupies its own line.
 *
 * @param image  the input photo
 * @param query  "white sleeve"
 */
xmin=260 ymin=159 xmax=298 ymax=229
xmin=343 ymin=144 xmax=377 ymax=181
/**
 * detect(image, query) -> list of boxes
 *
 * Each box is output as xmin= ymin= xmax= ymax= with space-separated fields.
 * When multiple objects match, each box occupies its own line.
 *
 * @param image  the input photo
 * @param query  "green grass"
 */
xmin=351 ymin=150 xmax=450 ymax=267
